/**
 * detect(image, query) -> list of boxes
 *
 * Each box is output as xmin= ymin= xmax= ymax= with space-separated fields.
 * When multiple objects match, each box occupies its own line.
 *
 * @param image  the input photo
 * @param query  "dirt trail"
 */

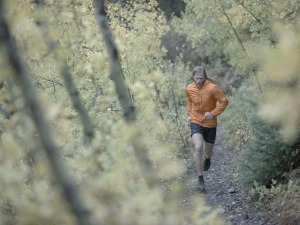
xmin=180 ymin=133 xmax=273 ymax=225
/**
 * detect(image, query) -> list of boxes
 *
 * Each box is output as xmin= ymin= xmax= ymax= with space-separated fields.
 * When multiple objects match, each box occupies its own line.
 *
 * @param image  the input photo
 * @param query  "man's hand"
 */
xmin=204 ymin=112 xmax=213 ymax=120
xmin=187 ymin=116 xmax=191 ymax=125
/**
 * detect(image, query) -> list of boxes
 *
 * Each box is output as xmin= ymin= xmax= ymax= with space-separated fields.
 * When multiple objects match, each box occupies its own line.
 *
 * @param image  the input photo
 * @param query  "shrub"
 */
xmin=220 ymin=82 xmax=260 ymax=152
xmin=249 ymin=170 xmax=300 ymax=225
xmin=238 ymin=118 xmax=299 ymax=189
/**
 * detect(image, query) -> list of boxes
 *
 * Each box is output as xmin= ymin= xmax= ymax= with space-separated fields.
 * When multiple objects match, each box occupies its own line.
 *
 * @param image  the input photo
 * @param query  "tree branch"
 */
xmin=0 ymin=2 xmax=93 ymax=225
xmin=220 ymin=7 xmax=264 ymax=101
xmin=236 ymin=1 xmax=262 ymax=25
xmin=25 ymin=63 xmax=65 ymax=88
xmin=34 ymin=0 xmax=95 ymax=143
xmin=93 ymin=0 xmax=159 ymax=188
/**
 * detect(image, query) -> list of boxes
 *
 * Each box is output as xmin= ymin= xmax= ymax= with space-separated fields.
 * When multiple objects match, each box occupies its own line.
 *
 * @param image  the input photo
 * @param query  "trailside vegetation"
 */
xmin=175 ymin=0 xmax=300 ymax=223
xmin=0 ymin=0 xmax=220 ymax=225
xmin=0 ymin=0 xmax=299 ymax=224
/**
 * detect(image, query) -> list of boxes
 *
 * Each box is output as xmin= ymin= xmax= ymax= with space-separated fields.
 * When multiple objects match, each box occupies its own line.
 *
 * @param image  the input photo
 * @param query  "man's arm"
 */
xmin=186 ymin=88 xmax=193 ymax=124
xmin=186 ymin=89 xmax=192 ymax=117
xmin=210 ymin=86 xmax=229 ymax=116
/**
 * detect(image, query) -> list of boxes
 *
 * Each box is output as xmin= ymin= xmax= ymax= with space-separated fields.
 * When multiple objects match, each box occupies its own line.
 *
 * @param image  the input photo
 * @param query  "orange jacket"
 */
xmin=186 ymin=80 xmax=229 ymax=128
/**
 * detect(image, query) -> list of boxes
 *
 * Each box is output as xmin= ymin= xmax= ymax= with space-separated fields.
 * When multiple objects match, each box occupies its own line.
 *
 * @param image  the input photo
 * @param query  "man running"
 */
xmin=186 ymin=66 xmax=229 ymax=191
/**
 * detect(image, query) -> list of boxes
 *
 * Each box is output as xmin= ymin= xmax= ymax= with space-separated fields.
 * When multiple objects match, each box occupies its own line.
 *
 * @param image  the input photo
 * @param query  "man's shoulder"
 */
xmin=186 ymin=82 xmax=196 ymax=90
xmin=205 ymin=81 xmax=219 ymax=90
xmin=205 ymin=81 xmax=226 ymax=97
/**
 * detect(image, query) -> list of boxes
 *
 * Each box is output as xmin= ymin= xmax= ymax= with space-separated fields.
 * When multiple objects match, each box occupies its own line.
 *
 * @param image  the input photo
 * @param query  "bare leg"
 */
xmin=204 ymin=142 xmax=214 ymax=159
xmin=192 ymin=133 xmax=205 ymax=176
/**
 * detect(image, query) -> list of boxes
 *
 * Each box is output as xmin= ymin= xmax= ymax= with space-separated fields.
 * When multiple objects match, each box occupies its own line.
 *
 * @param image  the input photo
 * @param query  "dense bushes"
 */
xmin=249 ymin=171 xmax=300 ymax=225
xmin=220 ymin=82 xmax=259 ymax=151
xmin=1 ymin=0 xmax=300 ymax=224
xmin=0 ymin=1 xmax=223 ymax=224
xmin=221 ymin=79 xmax=300 ymax=223
xmin=222 ymin=83 xmax=299 ymax=188
xmin=237 ymin=118 xmax=299 ymax=188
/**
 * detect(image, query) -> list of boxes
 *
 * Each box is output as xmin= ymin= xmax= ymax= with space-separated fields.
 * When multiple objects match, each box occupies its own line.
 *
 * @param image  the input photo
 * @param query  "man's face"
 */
xmin=193 ymin=73 xmax=205 ymax=87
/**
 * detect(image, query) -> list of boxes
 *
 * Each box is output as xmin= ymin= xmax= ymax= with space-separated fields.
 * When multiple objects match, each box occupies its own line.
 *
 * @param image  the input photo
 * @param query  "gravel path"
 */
xmin=180 ymin=133 xmax=273 ymax=225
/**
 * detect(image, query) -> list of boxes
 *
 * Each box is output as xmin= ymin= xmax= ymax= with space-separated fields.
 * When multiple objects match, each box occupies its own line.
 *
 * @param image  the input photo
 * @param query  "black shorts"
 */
xmin=190 ymin=123 xmax=216 ymax=144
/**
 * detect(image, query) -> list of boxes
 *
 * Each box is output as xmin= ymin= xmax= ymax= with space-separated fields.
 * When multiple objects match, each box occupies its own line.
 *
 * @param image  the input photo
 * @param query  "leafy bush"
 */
xmin=220 ymin=81 xmax=260 ymax=152
xmin=220 ymin=80 xmax=299 ymax=190
xmin=249 ymin=170 xmax=300 ymax=225
xmin=0 ymin=1 xmax=225 ymax=224
xmin=238 ymin=118 xmax=299 ymax=188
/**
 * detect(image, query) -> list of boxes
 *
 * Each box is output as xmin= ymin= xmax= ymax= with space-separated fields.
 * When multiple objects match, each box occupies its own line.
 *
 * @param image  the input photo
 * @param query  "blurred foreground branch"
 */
xmin=0 ymin=2 xmax=93 ymax=225
xmin=34 ymin=0 xmax=95 ymax=143
xmin=93 ymin=0 xmax=159 ymax=188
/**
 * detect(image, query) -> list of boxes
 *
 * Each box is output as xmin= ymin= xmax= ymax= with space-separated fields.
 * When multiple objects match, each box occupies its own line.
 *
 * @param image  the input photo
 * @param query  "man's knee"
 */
xmin=194 ymin=143 xmax=203 ymax=152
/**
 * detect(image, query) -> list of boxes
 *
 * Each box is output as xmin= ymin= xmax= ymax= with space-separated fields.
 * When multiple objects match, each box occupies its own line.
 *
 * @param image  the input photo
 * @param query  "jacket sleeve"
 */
xmin=186 ymin=88 xmax=192 ymax=117
xmin=210 ymin=86 xmax=229 ymax=116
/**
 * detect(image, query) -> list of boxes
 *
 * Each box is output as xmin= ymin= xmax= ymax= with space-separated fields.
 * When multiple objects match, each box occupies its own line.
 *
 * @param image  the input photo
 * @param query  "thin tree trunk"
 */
xmin=0 ymin=2 xmax=93 ymax=225
xmin=34 ymin=0 xmax=94 ymax=143
xmin=220 ymin=7 xmax=264 ymax=101
xmin=236 ymin=0 xmax=263 ymax=26
xmin=93 ymin=0 xmax=159 ymax=189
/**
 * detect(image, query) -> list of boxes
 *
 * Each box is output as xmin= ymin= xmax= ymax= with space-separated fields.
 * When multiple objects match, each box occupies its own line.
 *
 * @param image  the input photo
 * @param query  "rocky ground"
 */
xmin=180 ymin=134 xmax=274 ymax=225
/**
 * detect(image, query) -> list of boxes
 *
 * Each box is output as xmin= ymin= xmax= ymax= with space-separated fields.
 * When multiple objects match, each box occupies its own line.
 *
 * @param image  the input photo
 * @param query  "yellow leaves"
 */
xmin=5 ymin=0 xmax=32 ymax=28
xmin=259 ymin=93 xmax=300 ymax=142
xmin=226 ymin=5 xmax=244 ymax=27
xmin=90 ymin=51 xmax=108 ymax=71
xmin=45 ymin=0 xmax=55 ymax=4
xmin=46 ymin=103 xmax=62 ymax=121
xmin=16 ymin=182 xmax=75 ymax=225
xmin=34 ymin=160 xmax=52 ymax=178
xmin=107 ymin=1 xmax=168 ymax=81
xmin=13 ymin=19 xmax=47 ymax=59
xmin=58 ymin=0 xmax=73 ymax=7
xmin=259 ymin=20 xmax=300 ymax=143
xmin=0 ymin=134 xmax=33 ymax=206
xmin=1 ymin=133 xmax=23 ymax=160
xmin=153 ymin=152 xmax=184 ymax=180
xmin=189 ymin=195 xmax=226 ymax=225
xmin=61 ymin=11 xmax=75 ymax=23
xmin=0 ymin=0 xmax=224 ymax=224
xmin=131 ymin=81 xmax=149 ymax=100
xmin=263 ymin=24 xmax=300 ymax=82
xmin=0 ymin=87 xmax=11 ymax=106
xmin=119 ymin=189 xmax=163 ymax=225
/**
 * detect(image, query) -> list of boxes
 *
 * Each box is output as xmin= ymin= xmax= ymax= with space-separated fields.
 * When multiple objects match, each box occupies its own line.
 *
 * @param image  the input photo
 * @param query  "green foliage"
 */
xmin=220 ymin=81 xmax=260 ymax=151
xmin=0 ymin=0 xmax=223 ymax=224
xmin=249 ymin=173 xmax=300 ymax=225
xmin=258 ymin=20 xmax=300 ymax=143
xmin=238 ymin=118 xmax=299 ymax=188
xmin=154 ymin=62 xmax=193 ymax=162
xmin=173 ymin=0 xmax=300 ymax=100
xmin=1 ymin=0 xmax=299 ymax=223
xmin=174 ymin=0 xmax=300 ymax=221
xmin=156 ymin=0 xmax=185 ymax=19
